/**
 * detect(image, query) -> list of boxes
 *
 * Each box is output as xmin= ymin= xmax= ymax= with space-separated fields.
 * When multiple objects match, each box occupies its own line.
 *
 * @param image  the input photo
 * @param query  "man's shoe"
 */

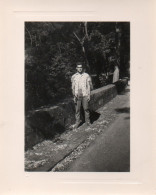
xmin=86 ymin=122 xmax=91 ymax=126
xmin=74 ymin=123 xmax=79 ymax=129
xmin=73 ymin=120 xmax=82 ymax=129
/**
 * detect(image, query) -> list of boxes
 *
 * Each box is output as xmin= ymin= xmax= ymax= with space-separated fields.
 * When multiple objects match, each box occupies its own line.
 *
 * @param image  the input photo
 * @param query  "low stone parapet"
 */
xmin=25 ymin=84 xmax=117 ymax=150
xmin=89 ymin=84 xmax=117 ymax=110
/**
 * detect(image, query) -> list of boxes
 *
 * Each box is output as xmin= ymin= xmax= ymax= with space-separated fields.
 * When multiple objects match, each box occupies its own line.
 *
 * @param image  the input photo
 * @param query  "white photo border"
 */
xmin=1 ymin=0 xmax=155 ymax=194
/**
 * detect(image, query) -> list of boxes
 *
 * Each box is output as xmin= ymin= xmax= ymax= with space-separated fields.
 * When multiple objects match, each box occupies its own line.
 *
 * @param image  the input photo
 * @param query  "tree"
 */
xmin=25 ymin=22 xmax=130 ymax=112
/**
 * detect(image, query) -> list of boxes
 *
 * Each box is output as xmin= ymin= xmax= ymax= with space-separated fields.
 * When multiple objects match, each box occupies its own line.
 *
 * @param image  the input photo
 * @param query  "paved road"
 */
xmin=66 ymin=89 xmax=130 ymax=172
xmin=25 ymin=85 xmax=130 ymax=172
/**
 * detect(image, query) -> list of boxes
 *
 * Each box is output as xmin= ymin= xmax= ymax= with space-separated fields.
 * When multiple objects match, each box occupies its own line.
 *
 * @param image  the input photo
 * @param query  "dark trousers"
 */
xmin=75 ymin=96 xmax=90 ymax=124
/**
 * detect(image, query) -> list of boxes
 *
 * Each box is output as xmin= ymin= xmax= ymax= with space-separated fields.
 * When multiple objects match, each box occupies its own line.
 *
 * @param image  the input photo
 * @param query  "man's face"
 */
xmin=76 ymin=65 xmax=83 ymax=73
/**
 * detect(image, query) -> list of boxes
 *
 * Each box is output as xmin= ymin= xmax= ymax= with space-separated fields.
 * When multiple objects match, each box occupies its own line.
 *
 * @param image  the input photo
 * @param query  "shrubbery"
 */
xmin=25 ymin=22 xmax=130 ymax=112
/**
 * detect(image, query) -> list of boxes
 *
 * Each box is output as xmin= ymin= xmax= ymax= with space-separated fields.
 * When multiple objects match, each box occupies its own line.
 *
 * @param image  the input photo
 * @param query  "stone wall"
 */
xmin=25 ymin=84 xmax=117 ymax=150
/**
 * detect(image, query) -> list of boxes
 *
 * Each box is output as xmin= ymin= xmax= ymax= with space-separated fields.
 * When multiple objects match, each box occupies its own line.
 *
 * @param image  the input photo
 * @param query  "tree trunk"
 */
xmin=73 ymin=31 xmax=90 ymax=72
xmin=25 ymin=27 xmax=33 ymax=46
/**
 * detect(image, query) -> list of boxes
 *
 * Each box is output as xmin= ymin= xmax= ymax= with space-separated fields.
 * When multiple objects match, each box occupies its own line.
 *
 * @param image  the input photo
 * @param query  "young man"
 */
xmin=71 ymin=63 xmax=93 ymax=128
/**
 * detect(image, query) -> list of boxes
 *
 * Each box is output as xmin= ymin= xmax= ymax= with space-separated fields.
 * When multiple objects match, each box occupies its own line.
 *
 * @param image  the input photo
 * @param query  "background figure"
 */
xmin=113 ymin=65 xmax=119 ymax=83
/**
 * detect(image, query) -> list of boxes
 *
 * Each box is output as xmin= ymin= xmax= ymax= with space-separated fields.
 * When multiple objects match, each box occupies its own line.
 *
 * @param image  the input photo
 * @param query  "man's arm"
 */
xmin=71 ymin=75 xmax=75 ymax=96
xmin=72 ymin=74 xmax=79 ymax=98
xmin=86 ymin=75 xmax=93 ymax=101
xmin=88 ymin=75 xmax=93 ymax=91
xmin=71 ymin=75 xmax=77 ymax=103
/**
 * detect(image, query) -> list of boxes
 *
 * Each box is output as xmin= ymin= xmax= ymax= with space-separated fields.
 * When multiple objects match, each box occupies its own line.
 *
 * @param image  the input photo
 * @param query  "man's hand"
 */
xmin=73 ymin=96 xmax=77 ymax=103
xmin=87 ymin=96 xmax=90 ymax=102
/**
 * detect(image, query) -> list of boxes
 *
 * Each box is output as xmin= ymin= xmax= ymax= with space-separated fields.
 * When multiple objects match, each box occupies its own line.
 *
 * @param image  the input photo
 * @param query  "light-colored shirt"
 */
xmin=71 ymin=72 xmax=92 ymax=97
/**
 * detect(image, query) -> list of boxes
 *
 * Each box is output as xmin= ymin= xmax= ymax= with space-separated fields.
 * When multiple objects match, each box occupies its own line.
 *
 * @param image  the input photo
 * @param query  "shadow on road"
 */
xmin=118 ymin=88 xmax=130 ymax=95
xmin=125 ymin=88 xmax=130 ymax=93
xmin=90 ymin=110 xmax=101 ymax=124
xmin=80 ymin=108 xmax=101 ymax=125
xmin=115 ymin=107 xmax=130 ymax=114
xmin=124 ymin=117 xmax=130 ymax=120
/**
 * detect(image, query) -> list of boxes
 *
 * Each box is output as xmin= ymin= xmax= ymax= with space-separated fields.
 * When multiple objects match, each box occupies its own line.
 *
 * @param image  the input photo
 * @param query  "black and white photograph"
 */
xmin=1 ymin=0 xmax=156 ymax=194
xmin=25 ymin=22 xmax=130 ymax=172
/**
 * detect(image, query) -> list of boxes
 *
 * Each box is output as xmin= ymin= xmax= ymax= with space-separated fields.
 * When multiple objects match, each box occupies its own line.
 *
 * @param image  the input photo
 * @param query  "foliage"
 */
xmin=25 ymin=22 xmax=130 ymax=112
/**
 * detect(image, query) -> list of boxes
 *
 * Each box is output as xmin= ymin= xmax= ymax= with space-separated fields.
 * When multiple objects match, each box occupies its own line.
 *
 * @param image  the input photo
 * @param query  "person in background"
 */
xmin=113 ymin=65 xmax=119 ymax=83
xmin=71 ymin=62 xmax=93 ymax=129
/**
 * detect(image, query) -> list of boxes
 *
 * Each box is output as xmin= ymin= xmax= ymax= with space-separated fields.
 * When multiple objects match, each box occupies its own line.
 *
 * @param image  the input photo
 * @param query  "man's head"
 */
xmin=76 ymin=63 xmax=83 ymax=73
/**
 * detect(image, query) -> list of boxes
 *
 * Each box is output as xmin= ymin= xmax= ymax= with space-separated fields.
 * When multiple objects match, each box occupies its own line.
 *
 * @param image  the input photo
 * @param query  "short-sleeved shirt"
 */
xmin=71 ymin=72 xmax=92 ymax=97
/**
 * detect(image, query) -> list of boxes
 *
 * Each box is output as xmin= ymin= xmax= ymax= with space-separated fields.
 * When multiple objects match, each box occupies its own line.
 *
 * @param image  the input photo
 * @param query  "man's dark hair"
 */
xmin=76 ymin=62 xmax=84 ymax=67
